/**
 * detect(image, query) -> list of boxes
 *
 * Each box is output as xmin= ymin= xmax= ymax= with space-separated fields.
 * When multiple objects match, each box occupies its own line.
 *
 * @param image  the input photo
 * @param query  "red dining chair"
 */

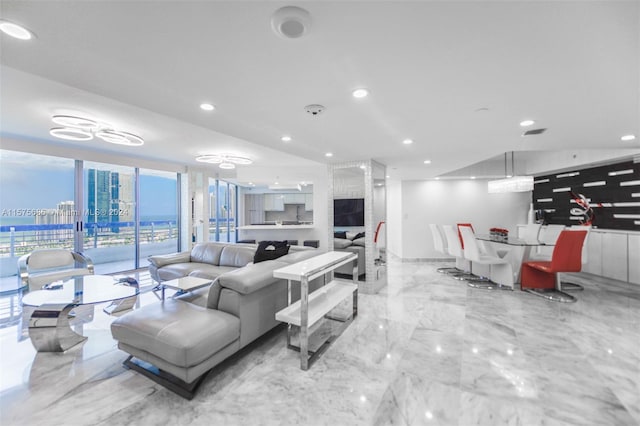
xmin=520 ymin=230 xmax=587 ymax=303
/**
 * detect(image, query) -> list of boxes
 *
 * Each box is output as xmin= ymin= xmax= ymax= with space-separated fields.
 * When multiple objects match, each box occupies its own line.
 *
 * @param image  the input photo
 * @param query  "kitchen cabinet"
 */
xmin=627 ymin=235 xmax=640 ymax=284
xmin=283 ymin=193 xmax=305 ymax=204
xmin=601 ymin=233 xmax=628 ymax=282
xmin=582 ymin=231 xmax=602 ymax=276
xmin=305 ymin=194 xmax=313 ymax=211
xmin=264 ymin=194 xmax=285 ymax=211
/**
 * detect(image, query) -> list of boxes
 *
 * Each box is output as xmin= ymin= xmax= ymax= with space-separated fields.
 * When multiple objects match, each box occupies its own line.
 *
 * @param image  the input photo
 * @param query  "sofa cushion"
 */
xmin=278 ymin=249 xmax=320 ymax=264
xmin=219 ymin=245 xmax=255 ymax=267
xmin=188 ymin=265 xmax=237 ymax=280
xmin=218 ymin=260 xmax=289 ymax=295
xmin=334 ymin=231 xmax=347 ymax=239
xmin=111 ymin=300 xmax=240 ymax=368
xmin=352 ymin=237 xmax=366 ymax=246
xmin=190 ymin=243 xmax=225 ymax=265
xmin=157 ymin=262 xmax=213 ymax=282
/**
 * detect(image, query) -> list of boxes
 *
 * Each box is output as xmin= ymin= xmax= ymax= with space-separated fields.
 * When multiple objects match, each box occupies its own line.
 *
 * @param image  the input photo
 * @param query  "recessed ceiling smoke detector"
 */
xmin=271 ymin=6 xmax=311 ymax=39
xmin=522 ymin=128 xmax=547 ymax=136
xmin=305 ymin=104 xmax=325 ymax=116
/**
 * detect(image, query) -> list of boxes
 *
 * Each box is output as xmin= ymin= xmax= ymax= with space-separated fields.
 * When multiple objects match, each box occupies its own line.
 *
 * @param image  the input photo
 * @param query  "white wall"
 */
xmin=400 ymin=179 xmax=531 ymax=259
xmin=386 ymin=179 xmax=403 ymax=258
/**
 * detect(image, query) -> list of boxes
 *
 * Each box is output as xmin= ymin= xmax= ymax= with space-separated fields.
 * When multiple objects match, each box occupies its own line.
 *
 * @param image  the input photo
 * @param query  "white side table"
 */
xmin=274 ymin=251 xmax=358 ymax=370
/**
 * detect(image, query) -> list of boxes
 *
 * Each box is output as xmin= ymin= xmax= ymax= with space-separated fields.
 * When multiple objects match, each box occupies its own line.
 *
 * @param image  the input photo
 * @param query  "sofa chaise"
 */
xmin=111 ymin=241 xmax=322 ymax=399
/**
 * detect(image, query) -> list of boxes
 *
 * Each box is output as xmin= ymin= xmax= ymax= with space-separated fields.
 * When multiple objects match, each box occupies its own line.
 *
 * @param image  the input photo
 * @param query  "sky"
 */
xmin=0 ymin=151 xmax=177 ymax=217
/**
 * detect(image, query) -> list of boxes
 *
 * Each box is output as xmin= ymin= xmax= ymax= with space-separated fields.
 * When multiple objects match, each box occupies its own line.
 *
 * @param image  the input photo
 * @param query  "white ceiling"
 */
xmin=1 ymin=1 xmax=638 ymax=182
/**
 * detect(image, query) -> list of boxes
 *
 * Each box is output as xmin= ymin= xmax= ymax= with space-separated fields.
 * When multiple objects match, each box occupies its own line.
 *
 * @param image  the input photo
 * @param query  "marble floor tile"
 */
xmin=1 ymin=260 xmax=639 ymax=426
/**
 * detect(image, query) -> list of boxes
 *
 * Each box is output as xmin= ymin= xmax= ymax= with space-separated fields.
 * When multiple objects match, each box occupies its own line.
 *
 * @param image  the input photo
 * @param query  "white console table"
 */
xmin=273 ymin=251 xmax=358 ymax=370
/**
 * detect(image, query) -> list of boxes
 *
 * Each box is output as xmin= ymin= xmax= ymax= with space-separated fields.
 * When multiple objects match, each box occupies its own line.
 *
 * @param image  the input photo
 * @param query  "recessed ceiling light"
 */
xmin=248 ymin=182 xmax=254 ymax=185
xmin=470 ymin=176 xmax=476 ymax=180
xmin=49 ymin=127 xmax=93 ymax=141
xmin=200 ymin=103 xmax=215 ymax=111
xmin=281 ymin=135 xmax=292 ymax=142
xmin=352 ymin=88 xmax=369 ymax=98
xmin=0 ymin=20 xmax=33 ymax=40
xmin=274 ymin=181 xmax=279 ymax=185
xmin=520 ymin=120 xmax=535 ymax=127
xmin=325 ymin=152 xmax=333 ymax=157
xmin=621 ymin=134 xmax=636 ymax=141
xmin=359 ymin=165 xmax=366 ymax=169
xmin=423 ymin=160 xmax=431 ymax=164
xmin=402 ymin=139 xmax=413 ymax=145
xmin=386 ymin=175 xmax=390 ymax=178
xmin=435 ymin=177 xmax=440 ymax=180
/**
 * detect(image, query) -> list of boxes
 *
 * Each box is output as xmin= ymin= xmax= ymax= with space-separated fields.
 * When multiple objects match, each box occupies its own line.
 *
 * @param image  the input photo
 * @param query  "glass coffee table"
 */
xmin=22 ymin=275 xmax=139 ymax=352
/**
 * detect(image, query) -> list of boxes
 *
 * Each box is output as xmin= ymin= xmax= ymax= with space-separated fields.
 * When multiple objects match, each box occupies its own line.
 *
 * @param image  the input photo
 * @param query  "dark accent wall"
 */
xmin=533 ymin=160 xmax=640 ymax=230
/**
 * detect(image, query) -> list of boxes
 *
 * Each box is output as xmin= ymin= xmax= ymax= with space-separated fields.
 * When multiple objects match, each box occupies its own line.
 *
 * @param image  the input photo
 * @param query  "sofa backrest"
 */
xmin=219 ymin=245 xmax=255 ymax=268
xmin=190 ymin=242 xmax=226 ymax=265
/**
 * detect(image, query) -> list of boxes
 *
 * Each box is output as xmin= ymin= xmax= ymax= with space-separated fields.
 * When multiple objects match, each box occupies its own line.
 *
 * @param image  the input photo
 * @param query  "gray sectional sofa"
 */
xmin=110 ymin=242 xmax=321 ymax=399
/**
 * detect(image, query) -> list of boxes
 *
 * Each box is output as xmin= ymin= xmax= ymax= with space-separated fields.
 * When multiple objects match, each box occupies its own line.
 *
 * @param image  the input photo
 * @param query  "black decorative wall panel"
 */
xmin=533 ymin=160 xmax=640 ymax=230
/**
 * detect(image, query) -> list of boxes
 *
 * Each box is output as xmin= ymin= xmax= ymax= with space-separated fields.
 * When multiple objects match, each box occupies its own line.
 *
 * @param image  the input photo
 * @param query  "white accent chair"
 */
xmin=519 ymin=223 xmax=543 ymax=244
xmin=18 ymin=249 xmax=94 ymax=292
xmin=429 ymin=224 xmax=459 ymax=274
xmin=460 ymin=226 xmax=514 ymax=289
xmin=442 ymin=225 xmax=476 ymax=280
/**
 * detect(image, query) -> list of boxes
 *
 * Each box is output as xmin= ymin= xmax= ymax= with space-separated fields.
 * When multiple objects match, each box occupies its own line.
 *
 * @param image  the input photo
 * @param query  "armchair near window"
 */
xmin=18 ymin=249 xmax=94 ymax=292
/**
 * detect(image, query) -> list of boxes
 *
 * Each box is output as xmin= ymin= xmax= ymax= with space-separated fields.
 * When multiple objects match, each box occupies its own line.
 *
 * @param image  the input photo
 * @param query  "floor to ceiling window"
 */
xmin=0 ymin=149 xmax=181 ymax=292
xmin=0 ymin=150 xmax=75 ymax=291
xmin=139 ymin=168 xmax=179 ymax=259
xmin=209 ymin=179 xmax=237 ymax=243
xmin=83 ymin=162 xmax=136 ymax=273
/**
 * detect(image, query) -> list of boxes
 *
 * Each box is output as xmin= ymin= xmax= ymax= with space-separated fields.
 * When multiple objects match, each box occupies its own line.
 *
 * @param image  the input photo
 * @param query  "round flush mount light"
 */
xmin=0 ymin=20 xmax=34 ymax=40
xmin=49 ymin=127 xmax=93 ymax=141
xmin=219 ymin=162 xmax=235 ymax=170
xmin=196 ymin=154 xmax=252 ymax=168
xmin=621 ymin=134 xmax=636 ymax=141
xmin=520 ymin=120 xmax=535 ymax=127
xmin=200 ymin=103 xmax=215 ymax=111
xmin=51 ymin=115 xmax=98 ymax=129
xmin=403 ymin=139 xmax=413 ymax=145
xmin=271 ymin=6 xmax=312 ymax=39
xmin=281 ymin=135 xmax=292 ymax=142
xmin=352 ymin=88 xmax=369 ymax=99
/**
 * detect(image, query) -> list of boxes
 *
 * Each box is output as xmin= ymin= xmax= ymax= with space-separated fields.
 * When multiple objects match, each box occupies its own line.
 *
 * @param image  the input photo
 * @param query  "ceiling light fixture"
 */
xmin=281 ymin=135 xmax=292 ymax=142
xmin=621 ymin=134 xmax=636 ymax=141
xmin=49 ymin=127 xmax=93 ymax=141
xmin=49 ymin=114 xmax=143 ymax=146
xmin=403 ymin=139 xmax=413 ymax=145
xmin=470 ymin=176 xmax=476 ymax=180
xmin=352 ymin=88 xmax=369 ymax=98
xmin=325 ymin=152 xmax=333 ymax=157
xmin=520 ymin=120 xmax=535 ymax=127
xmin=0 ymin=20 xmax=34 ymax=40
xmin=200 ymin=103 xmax=215 ymax=111
xmin=195 ymin=154 xmax=253 ymax=169
xmin=487 ymin=151 xmax=533 ymax=193
xmin=423 ymin=160 xmax=431 ymax=164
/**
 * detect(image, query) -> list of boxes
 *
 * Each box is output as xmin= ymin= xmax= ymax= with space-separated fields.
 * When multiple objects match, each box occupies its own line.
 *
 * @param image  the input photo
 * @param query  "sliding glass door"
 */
xmin=209 ymin=179 xmax=237 ymax=243
xmin=139 ymin=168 xmax=179 ymax=259
xmin=83 ymin=162 xmax=136 ymax=273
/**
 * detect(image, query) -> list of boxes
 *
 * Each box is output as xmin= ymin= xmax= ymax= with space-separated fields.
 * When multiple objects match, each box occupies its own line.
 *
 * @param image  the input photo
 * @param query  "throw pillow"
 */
xmin=253 ymin=240 xmax=290 ymax=263
xmin=334 ymin=231 xmax=347 ymax=239
xmin=355 ymin=232 xmax=365 ymax=240
xmin=352 ymin=237 xmax=366 ymax=246
xmin=333 ymin=238 xmax=353 ymax=249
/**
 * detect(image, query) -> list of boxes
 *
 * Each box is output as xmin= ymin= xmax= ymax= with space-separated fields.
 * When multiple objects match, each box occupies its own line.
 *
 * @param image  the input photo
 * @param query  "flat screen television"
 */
xmin=334 ymin=198 xmax=365 ymax=226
